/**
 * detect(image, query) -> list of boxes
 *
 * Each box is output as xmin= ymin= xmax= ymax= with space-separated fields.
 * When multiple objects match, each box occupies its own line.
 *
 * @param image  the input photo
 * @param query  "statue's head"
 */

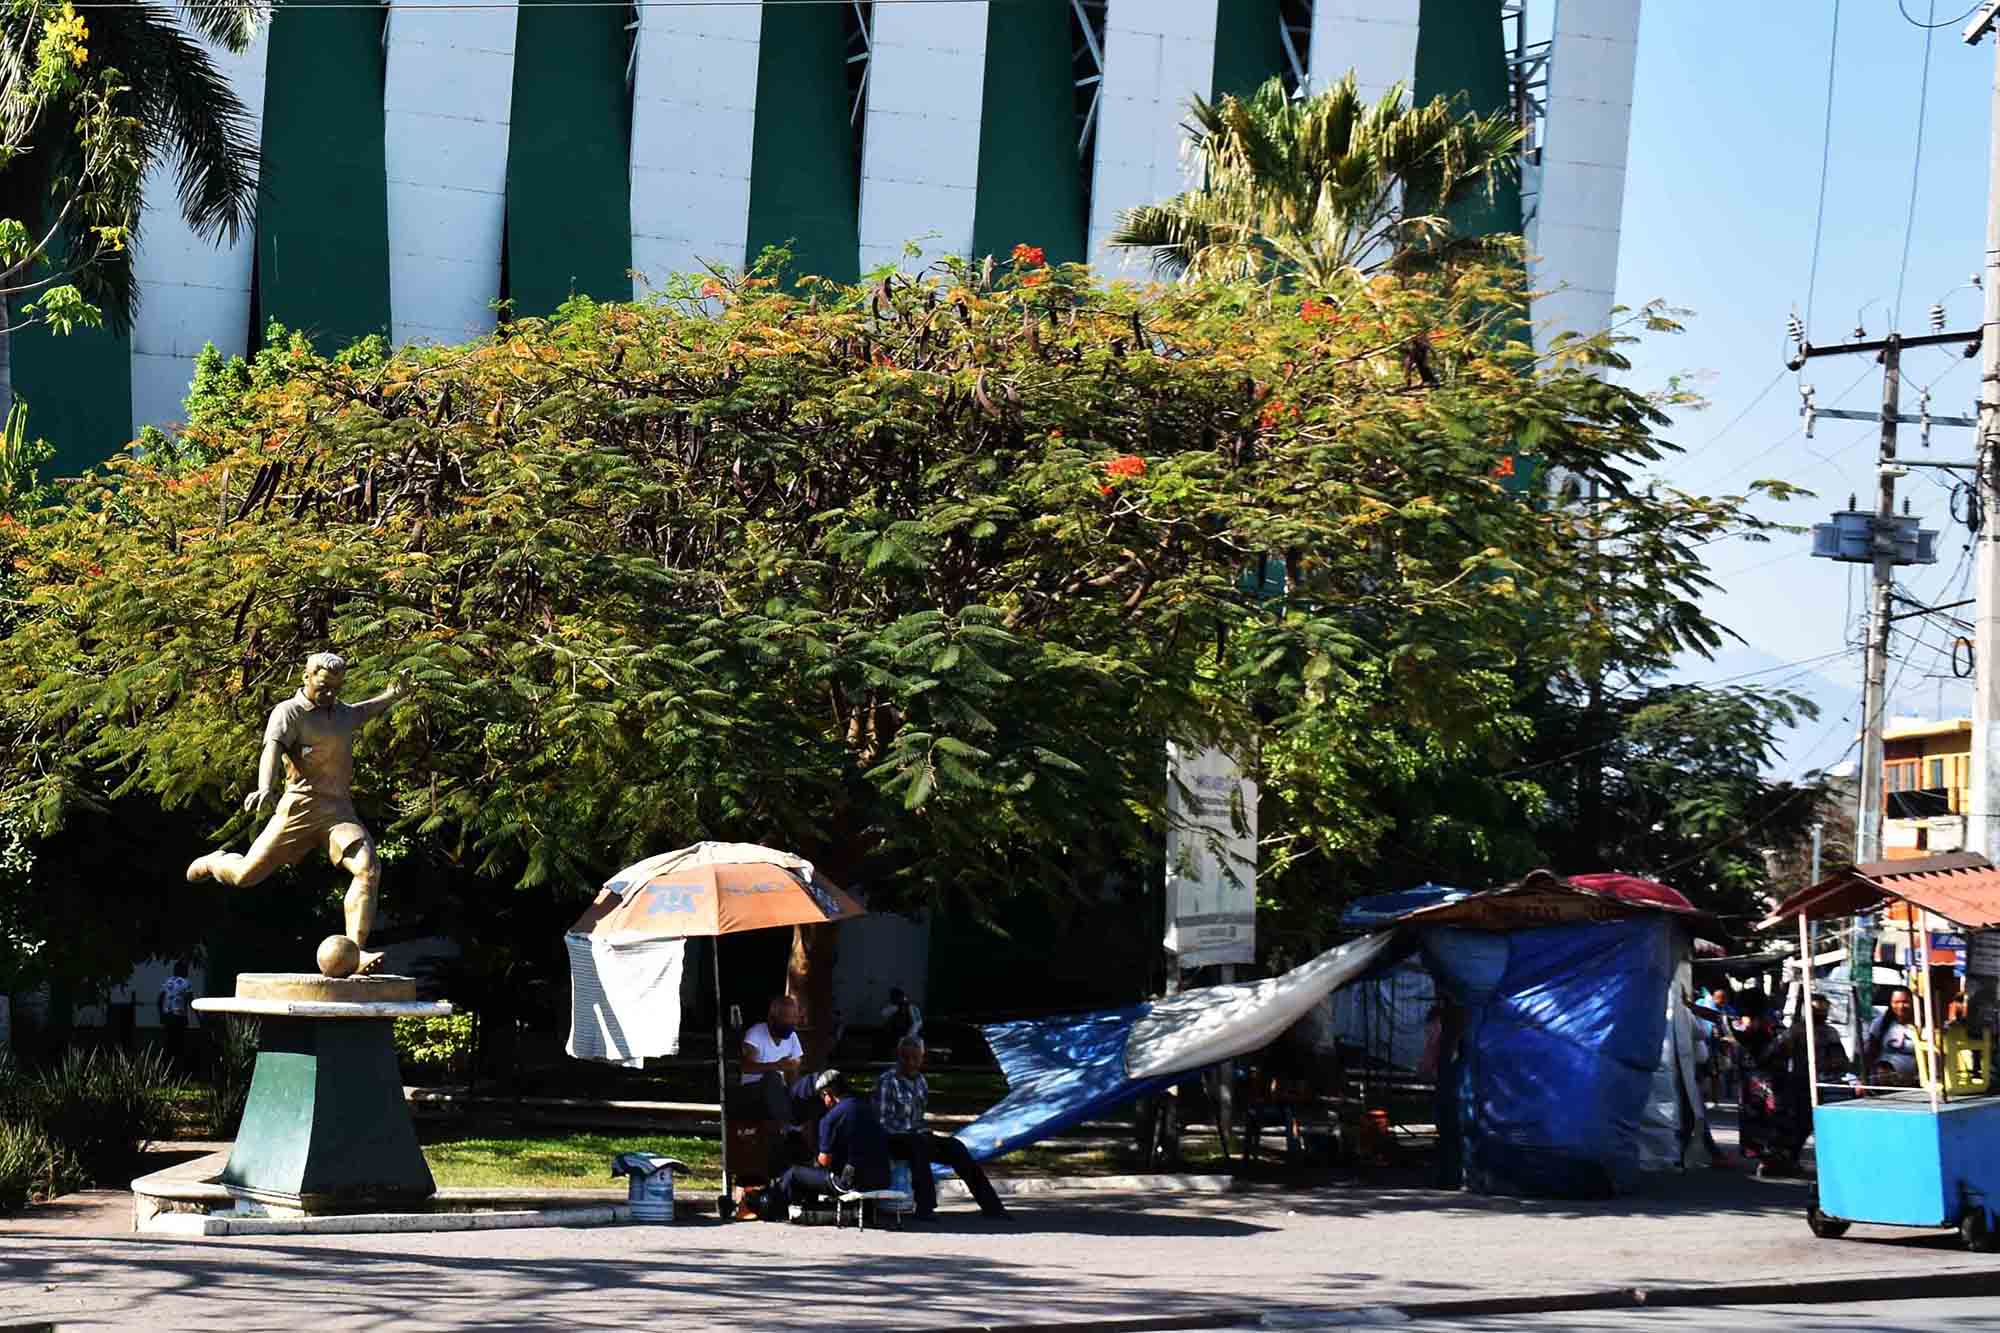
xmin=301 ymin=652 xmax=347 ymax=705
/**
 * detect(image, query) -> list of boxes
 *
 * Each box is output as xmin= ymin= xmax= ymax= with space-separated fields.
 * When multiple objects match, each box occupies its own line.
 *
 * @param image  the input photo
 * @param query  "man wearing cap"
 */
xmin=738 ymin=1069 xmax=891 ymax=1221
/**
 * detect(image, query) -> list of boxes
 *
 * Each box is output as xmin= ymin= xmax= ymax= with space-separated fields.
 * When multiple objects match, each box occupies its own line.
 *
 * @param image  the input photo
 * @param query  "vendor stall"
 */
xmin=1760 ymin=851 xmax=2000 ymax=1251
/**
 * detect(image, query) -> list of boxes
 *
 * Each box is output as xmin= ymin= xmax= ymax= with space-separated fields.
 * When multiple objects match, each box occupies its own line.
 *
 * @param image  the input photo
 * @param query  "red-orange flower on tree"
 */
xmin=1011 ymin=243 xmax=1046 ymax=267
xmin=1102 ymin=454 xmax=1147 ymax=479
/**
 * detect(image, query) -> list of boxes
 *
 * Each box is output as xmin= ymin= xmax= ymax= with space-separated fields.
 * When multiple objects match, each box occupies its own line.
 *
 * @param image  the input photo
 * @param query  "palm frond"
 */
xmin=177 ymin=0 xmax=269 ymax=53
xmin=94 ymin=6 xmax=260 ymax=242
xmin=1113 ymin=69 xmax=1524 ymax=285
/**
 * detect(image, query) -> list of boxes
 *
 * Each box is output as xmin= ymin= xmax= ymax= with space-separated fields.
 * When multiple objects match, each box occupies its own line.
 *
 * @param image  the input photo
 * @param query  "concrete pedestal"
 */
xmin=195 ymin=976 xmax=452 ymax=1213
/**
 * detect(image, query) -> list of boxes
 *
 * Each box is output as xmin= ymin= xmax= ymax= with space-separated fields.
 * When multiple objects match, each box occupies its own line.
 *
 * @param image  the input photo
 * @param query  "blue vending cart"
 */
xmin=1763 ymin=853 xmax=2000 ymax=1251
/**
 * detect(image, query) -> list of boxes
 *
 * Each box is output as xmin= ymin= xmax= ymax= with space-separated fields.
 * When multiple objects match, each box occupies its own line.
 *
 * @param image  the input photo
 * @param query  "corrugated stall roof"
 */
xmin=1761 ymin=852 xmax=2000 ymax=930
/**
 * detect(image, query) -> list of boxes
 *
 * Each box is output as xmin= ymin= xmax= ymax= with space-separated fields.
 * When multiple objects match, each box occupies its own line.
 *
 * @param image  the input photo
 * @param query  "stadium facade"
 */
xmin=16 ymin=0 xmax=1639 ymax=472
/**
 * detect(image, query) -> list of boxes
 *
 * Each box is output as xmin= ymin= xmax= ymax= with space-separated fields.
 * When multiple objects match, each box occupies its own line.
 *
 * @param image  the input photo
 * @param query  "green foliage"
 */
xmin=1109 ymin=74 xmax=1524 ymax=288
xmin=206 ymin=1016 xmax=258 ymax=1137
xmin=0 ymin=1115 xmax=81 ymax=1212
xmin=0 ymin=0 xmax=263 ymax=342
xmin=394 ymin=1012 xmax=474 ymax=1085
xmin=3 ymin=1045 xmax=179 ymax=1184
xmin=0 ymin=255 xmax=1807 ymax=977
xmin=0 ymin=400 xmax=57 ymax=515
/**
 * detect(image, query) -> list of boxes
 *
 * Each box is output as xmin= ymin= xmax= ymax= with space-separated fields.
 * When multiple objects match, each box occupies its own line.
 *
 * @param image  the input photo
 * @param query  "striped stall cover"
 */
xmin=564 ymin=933 xmax=687 ymax=1068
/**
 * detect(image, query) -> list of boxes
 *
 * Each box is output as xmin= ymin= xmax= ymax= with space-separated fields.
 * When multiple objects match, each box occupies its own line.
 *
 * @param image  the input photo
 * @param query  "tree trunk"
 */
xmin=786 ymin=921 xmax=840 ymax=1069
xmin=0 ymin=321 xmax=15 ymax=424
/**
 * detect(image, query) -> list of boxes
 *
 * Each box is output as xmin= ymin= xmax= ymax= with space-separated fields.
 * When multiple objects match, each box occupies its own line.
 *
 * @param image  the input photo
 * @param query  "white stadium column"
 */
xmin=630 ymin=6 xmax=764 ymax=295
xmin=858 ymin=2 xmax=990 ymax=275
xmin=129 ymin=25 xmax=268 ymax=434
xmin=1528 ymin=0 xmax=1641 ymax=350
xmin=1087 ymin=0 xmax=1219 ymax=264
xmin=383 ymin=3 xmax=518 ymax=347
xmin=1307 ymin=0 xmax=1420 ymax=102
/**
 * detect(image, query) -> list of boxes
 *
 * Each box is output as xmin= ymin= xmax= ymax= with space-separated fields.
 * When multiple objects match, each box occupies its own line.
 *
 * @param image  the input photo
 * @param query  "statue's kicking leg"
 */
xmin=186 ymin=812 xmax=293 ymax=889
xmin=336 ymin=834 xmax=385 ymax=976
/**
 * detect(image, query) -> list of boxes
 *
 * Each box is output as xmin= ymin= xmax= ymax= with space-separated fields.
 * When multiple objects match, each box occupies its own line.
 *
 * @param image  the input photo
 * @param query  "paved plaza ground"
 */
xmin=2 ymin=1162 xmax=1997 ymax=1330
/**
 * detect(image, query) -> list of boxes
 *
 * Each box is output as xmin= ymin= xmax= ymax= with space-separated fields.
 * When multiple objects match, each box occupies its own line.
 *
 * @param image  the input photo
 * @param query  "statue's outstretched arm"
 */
xmin=352 ymin=675 xmax=407 ymax=724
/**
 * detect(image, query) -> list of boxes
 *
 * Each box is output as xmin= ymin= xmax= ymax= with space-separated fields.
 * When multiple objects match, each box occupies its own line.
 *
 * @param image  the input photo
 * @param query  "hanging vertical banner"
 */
xmin=1164 ymin=743 xmax=1257 ymax=967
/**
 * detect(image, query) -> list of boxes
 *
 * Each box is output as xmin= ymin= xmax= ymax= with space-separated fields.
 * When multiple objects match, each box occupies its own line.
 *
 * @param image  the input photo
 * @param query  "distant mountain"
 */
xmin=1672 ymin=644 xmax=1869 ymax=780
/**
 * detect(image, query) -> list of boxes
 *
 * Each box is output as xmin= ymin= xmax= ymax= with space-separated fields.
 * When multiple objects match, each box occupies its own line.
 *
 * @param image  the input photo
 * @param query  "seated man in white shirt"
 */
xmin=735 ymin=996 xmax=817 ymax=1132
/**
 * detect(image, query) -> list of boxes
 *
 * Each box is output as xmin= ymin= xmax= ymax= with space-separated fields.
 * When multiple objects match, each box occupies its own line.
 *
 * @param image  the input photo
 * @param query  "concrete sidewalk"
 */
xmin=0 ymin=1165 xmax=1993 ymax=1330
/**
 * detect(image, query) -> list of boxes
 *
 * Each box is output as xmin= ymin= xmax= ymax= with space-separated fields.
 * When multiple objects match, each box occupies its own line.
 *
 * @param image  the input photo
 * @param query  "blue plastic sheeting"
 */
xmin=1432 ymin=916 xmax=1676 ymax=1199
xmin=954 ymin=1005 xmax=1175 ymax=1163
xmin=1340 ymin=883 xmax=1467 ymax=930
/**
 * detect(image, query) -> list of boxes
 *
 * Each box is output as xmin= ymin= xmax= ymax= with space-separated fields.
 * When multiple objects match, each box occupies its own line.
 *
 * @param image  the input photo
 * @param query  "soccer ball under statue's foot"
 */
xmin=317 ymin=934 xmax=360 ymax=979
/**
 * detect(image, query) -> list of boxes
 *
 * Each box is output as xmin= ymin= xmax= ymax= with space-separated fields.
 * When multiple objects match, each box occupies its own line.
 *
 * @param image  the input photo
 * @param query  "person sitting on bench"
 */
xmin=733 ymin=996 xmax=818 ymax=1131
xmin=878 ymin=1036 xmax=1007 ymax=1218
xmin=740 ymin=1069 xmax=892 ymax=1220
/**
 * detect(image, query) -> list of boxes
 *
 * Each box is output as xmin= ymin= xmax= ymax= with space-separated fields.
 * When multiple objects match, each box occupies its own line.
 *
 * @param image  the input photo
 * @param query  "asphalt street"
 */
xmin=6 ymin=1172 xmax=2000 ymax=1331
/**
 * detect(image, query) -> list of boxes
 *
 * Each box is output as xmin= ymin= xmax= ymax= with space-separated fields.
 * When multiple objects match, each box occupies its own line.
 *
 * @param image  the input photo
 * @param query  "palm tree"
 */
xmin=1109 ymin=73 xmax=1523 ymax=291
xmin=0 ymin=0 xmax=264 ymax=413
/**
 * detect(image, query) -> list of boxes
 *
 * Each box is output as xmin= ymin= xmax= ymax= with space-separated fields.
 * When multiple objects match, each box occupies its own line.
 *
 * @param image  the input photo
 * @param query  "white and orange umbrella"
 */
xmin=573 ymin=841 xmax=864 ymax=943
xmin=571 ymin=842 xmax=865 ymax=1207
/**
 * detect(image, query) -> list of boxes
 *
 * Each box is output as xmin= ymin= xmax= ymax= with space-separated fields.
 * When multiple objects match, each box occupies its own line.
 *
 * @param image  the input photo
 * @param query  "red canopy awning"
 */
xmin=1396 ymin=868 xmax=1720 ymax=937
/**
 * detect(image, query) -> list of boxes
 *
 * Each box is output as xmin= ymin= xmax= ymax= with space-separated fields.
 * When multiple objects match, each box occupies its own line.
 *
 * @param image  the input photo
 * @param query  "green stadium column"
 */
xmin=972 ymin=0 xmax=1087 ymax=266
xmin=745 ymin=4 xmax=861 ymax=285
xmin=505 ymin=0 xmax=633 ymax=315
xmin=255 ymin=0 xmax=391 ymax=350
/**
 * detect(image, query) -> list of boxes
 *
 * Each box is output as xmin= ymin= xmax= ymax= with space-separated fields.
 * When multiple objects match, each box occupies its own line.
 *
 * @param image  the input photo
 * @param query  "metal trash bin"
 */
xmin=610 ymin=1153 xmax=688 ymax=1222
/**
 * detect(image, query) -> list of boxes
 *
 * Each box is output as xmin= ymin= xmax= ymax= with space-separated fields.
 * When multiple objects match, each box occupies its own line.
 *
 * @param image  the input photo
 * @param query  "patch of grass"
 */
xmin=424 ymin=1132 xmax=722 ymax=1193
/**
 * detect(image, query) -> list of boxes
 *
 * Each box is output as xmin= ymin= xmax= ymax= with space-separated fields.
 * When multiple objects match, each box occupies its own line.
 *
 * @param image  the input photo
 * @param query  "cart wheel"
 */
xmin=715 ymin=1193 xmax=735 ymax=1223
xmin=1963 ymin=1209 xmax=1999 ymax=1253
xmin=1807 ymin=1192 xmax=1850 ymax=1240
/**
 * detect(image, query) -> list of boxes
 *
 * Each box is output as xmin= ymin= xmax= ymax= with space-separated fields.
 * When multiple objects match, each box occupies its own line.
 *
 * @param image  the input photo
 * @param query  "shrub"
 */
xmin=17 ymin=1046 xmax=180 ymax=1184
xmin=206 ymin=1018 xmax=259 ymax=1138
xmin=0 ymin=1118 xmax=80 ymax=1213
xmin=394 ymin=1013 xmax=474 ymax=1086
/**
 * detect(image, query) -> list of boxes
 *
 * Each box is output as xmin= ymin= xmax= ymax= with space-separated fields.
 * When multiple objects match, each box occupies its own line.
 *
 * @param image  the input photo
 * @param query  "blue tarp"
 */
xmin=1340 ymin=883 xmax=1467 ymax=931
xmin=954 ymin=1004 xmax=1176 ymax=1163
xmin=1428 ymin=915 xmax=1677 ymax=1198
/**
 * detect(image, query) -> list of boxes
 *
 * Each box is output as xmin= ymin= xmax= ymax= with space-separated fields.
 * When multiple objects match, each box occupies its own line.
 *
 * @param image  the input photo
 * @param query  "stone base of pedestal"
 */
xmin=195 ymin=977 xmax=452 ymax=1214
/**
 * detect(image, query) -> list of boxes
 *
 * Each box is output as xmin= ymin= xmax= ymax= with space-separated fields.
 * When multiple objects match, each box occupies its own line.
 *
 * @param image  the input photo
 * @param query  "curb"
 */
xmin=951 ymin=1174 xmax=1234 ymax=1200
xmin=909 ymin=1265 xmax=2000 ymax=1331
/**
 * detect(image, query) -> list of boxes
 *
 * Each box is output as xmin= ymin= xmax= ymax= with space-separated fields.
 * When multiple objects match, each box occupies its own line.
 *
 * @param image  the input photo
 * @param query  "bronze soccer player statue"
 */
xmin=187 ymin=652 xmax=406 ymax=975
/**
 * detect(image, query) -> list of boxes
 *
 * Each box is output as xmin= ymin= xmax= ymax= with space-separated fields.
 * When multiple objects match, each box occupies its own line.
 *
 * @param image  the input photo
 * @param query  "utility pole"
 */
xmin=1963 ymin=3 xmax=2000 ymax=865
xmin=1859 ymin=338 xmax=1903 ymax=865
xmin=1798 ymin=328 xmax=1957 ymax=863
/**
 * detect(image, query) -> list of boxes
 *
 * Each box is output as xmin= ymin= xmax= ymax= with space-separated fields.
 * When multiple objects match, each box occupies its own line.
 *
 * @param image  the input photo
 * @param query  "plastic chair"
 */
xmin=1944 ymin=1023 xmax=1992 ymax=1095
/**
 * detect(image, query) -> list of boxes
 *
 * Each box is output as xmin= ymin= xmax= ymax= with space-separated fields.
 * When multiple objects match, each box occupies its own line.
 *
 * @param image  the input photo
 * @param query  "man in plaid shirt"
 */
xmin=877 ymin=1036 xmax=1007 ymax=1218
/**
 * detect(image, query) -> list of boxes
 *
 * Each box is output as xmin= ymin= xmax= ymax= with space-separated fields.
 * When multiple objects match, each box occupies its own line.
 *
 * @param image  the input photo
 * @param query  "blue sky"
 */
xmin=1614 ymin=0 xmax=1994 ymax=775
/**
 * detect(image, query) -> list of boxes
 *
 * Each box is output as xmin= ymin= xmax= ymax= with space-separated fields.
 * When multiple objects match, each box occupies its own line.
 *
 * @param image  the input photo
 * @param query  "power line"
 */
xmin=1651 ymin=539 xmax=1978 ymax=879
xmin=1897 ymin=0 xmax=1987 ymax=27
xmin=1893 ymin=0 xmax=1940 ymax=328
xmin=1702 ymin=363 xmax=1875 ymax=490
xmin=1803 ymin=0 xmax=1844 ymax=337
xmin=1492 ymin=647 xmax=1864 ymax=780
xmin=1680 ymin=367 xmax=1789 ymax=468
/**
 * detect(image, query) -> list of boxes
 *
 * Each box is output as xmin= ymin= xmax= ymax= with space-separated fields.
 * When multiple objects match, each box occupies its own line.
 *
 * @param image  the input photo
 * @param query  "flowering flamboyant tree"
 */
xmin=0 ymin=251 xmax=1777 ymax=1030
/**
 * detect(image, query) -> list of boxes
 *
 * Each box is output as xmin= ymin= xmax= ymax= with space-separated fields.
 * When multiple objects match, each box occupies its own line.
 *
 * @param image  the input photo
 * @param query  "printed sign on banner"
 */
xmin=1164 ymin=743 xmax=1257 ymax=968
xmin=1970 ymin=931 xmax=2000 ymax=977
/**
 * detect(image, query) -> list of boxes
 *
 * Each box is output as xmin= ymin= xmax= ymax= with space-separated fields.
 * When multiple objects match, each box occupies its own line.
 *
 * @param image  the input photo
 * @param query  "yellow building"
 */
xmin=1883 ymin=718 xmax=1972 ymax=859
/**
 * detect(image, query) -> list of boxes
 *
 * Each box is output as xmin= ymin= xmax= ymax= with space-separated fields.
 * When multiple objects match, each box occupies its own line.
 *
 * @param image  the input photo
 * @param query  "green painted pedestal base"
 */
xmin=221 ymin=1016 xmax=434 ymax=1211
